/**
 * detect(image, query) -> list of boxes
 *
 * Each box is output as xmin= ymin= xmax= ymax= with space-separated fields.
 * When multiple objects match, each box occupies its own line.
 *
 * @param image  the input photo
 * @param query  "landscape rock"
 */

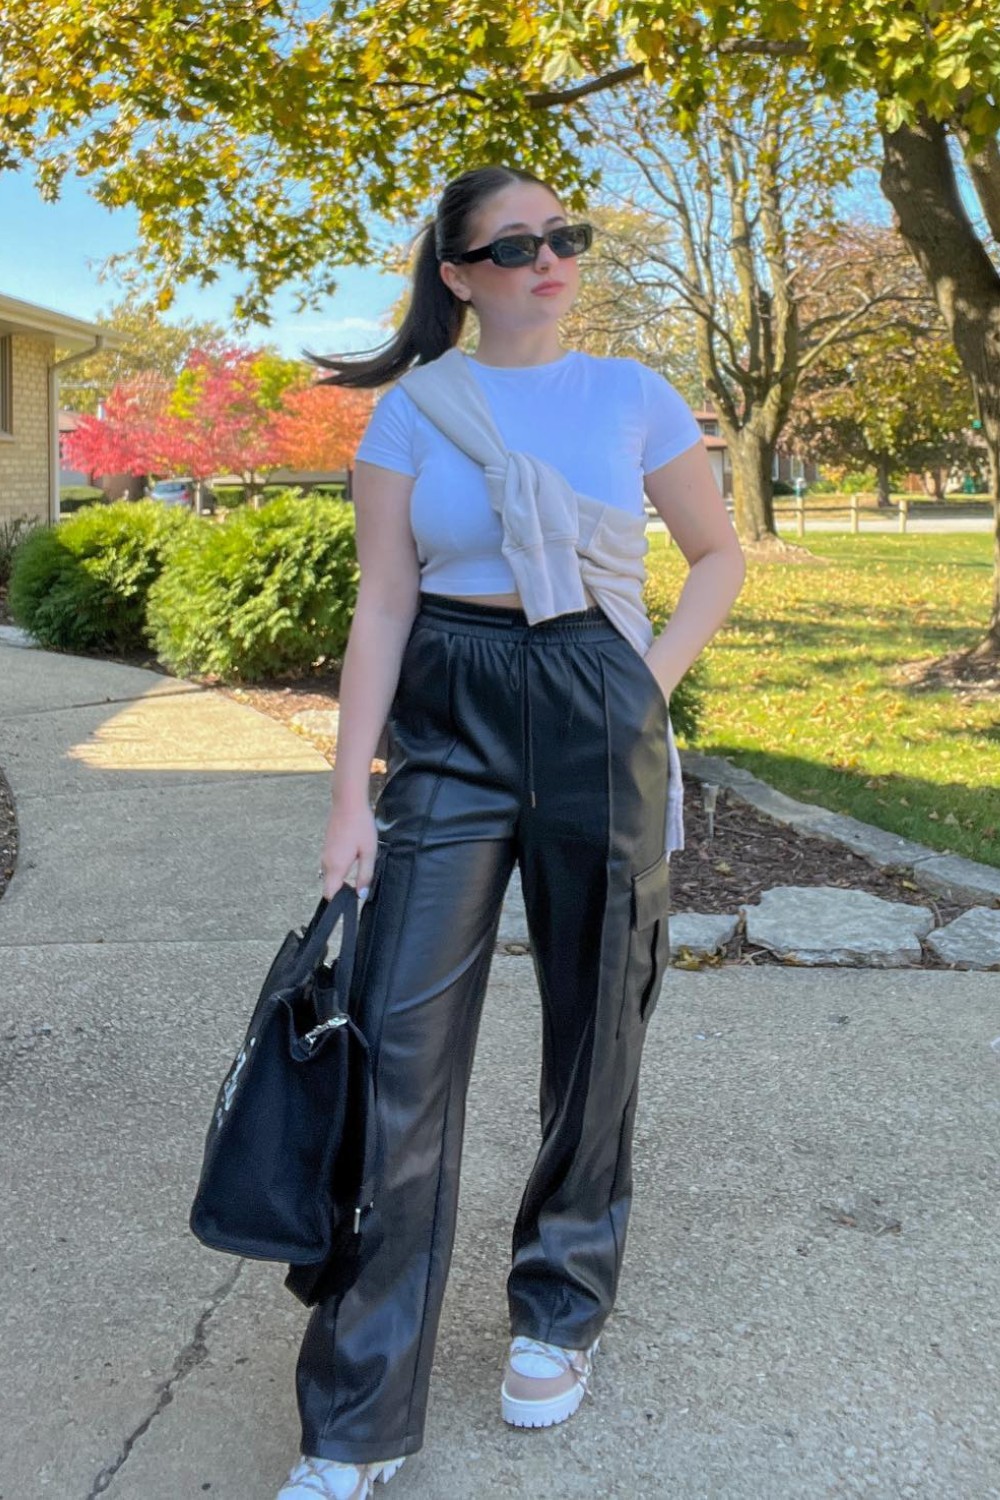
xmin=669 ymin=911 xmax=740 ymax=958
xmin=908 ymin=855 xmax=1000 ymax=907
xmin=742 ymin=886 xmax=934 ymax=967
xmin=0 ymin=625 xmax=38 ymax=649
xmin=926 ymin=907 xmax=1000 ymax=970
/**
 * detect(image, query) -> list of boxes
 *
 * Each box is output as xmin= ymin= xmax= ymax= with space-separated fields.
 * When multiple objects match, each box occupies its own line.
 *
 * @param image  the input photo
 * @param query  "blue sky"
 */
xmin=0 ymin=165 xmax=408 ymax=360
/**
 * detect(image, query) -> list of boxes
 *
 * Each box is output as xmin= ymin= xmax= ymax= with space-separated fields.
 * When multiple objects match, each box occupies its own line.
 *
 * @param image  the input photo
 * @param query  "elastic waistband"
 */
xmin=416 ymin=591 xmax=622 ymax=641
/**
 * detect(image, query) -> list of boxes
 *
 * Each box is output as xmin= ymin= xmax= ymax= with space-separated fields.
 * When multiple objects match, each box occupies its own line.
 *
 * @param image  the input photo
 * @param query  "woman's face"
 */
xmin=440 ymin=182 xmax=582 ymax=329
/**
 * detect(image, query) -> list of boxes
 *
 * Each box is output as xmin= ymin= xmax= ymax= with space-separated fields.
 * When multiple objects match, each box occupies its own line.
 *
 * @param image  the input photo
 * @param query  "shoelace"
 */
xmin=283 ymin=1456 xmax=369 ymax=1499
xmin=509 ymin=1336 xmax=592 ymax=1383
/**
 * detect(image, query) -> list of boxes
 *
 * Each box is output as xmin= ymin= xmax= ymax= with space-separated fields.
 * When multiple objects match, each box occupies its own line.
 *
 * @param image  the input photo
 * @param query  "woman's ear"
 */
xmin=439 ymin=261 xmax=472 ymax=303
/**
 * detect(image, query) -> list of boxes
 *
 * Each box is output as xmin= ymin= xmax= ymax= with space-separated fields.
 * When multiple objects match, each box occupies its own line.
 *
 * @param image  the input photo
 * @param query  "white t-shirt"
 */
xmin=354 ymin=348 xmax=703 ymax=595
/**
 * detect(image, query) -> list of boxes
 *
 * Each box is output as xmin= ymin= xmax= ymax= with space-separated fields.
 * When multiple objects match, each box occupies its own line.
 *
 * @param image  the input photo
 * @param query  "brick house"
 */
xmin=0 ymin=292 xmax=126 ymax=527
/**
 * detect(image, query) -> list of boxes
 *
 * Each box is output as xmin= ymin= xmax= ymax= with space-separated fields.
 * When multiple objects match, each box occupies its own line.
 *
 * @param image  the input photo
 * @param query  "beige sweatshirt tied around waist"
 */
xmin=399 ymin=347 xmax=684 ymax=856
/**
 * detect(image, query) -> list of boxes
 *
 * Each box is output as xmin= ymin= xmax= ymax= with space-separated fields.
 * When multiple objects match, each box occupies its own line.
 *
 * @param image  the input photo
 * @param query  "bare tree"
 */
xmin=578 ymin=67 xmax=923 ymax=546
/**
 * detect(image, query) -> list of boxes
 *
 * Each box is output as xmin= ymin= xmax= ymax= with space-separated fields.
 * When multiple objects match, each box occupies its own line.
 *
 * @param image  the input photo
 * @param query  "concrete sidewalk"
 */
xmin=1 ymin=641 xmax=998 ymax=1499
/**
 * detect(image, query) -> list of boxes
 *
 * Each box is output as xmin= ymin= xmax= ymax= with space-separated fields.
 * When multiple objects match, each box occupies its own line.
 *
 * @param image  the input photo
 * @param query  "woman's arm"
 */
xmin=320 ymin=459 xmax=420 ymax=895
xmin=641 ymin=441 xmax=746 ymax=697
xmin=331 ymin=459 xmax=421 ymax=805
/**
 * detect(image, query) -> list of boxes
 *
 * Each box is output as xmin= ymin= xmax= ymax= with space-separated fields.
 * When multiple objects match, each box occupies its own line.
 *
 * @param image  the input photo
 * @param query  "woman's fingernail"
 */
xmin=358 ymin=886 xmax=370 ymax=900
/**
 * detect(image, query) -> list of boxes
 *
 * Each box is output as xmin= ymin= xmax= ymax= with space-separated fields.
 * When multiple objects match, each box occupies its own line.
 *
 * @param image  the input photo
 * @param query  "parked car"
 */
xmin=146 ymin=479 xmax=216 ymax=512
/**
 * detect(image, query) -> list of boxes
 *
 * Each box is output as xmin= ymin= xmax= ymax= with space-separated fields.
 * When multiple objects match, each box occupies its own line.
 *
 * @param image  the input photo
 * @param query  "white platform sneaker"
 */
xmin=501 ymin=1335 xmax=601 ymax=1428
xmin=276 ymin=1454 xmax=406 ymax=1499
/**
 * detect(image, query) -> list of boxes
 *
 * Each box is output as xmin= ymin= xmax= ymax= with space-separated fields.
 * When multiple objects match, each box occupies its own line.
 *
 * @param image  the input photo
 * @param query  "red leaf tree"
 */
xmin=269 ymin=382 xmax=375 ymax=471
xmin=164 ymin=345 xmax=286 ymax=490
xmin=63 ymin=346 xmax=368 ymax=498
xmin=63 ymin=371 xmax=174 ymax=479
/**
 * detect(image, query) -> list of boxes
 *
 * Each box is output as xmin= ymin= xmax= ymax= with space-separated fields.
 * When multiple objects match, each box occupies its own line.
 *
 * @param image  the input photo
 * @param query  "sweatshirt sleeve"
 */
xmin=354 ymin=383 xmax=418 ymax=477
xmin=634 ymin=362 xmax=704 ymax=474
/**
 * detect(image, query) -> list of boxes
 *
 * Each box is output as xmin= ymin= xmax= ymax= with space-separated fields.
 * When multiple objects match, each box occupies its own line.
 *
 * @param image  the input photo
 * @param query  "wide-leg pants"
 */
xmin=295 ymin=591 xmax=673 ymax=1462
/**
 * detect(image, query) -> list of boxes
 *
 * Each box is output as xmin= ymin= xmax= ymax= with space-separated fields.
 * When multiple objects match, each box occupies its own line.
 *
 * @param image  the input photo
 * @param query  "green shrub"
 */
xmin=7 ymin=499 xmax=195 ymax=653
xmin=145 ymin=490 xmax=359 ymax=682
xmin=214 ymin=483 xmax=346 ymax=507
xmin=0 ymin=515 xmax=42 ymax=590
xmin=837 ymin=468 xmax=906 ymax=495
xmin=60 ymin=485 xmax=109 ymax=513
xmin=804 ymin=476 xmax=838 ymax=494
xmin=643 ymin=566 xmax=707 ymax=744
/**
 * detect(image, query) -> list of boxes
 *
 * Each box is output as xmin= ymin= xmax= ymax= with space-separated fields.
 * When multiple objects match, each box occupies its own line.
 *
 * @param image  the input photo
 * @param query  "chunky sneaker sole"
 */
xmin=277 ymin=1454 xmax=406 ymax=1498
xmin=501 ymin=1335 xmax=601 ymax=1429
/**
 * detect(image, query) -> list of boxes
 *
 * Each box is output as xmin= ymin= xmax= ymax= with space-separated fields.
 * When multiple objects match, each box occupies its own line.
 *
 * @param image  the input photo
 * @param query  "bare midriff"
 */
xmin=441 ymin=591 xmax=524 ymax=608
xmin=430 ymin=585 xmax=599 ymax=610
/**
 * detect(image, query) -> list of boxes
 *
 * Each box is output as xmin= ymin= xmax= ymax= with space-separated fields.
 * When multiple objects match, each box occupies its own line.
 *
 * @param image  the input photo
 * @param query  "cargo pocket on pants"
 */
xmin=617 ymin=853 xmax=672 ymax=1036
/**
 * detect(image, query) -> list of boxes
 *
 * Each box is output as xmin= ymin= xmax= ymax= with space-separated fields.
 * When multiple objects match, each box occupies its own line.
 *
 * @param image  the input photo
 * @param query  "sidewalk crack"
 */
xmin=83 ymin=1259 xmax=245 ymax=1498
xmin=6 ymin=687 xmax=210 ymax=717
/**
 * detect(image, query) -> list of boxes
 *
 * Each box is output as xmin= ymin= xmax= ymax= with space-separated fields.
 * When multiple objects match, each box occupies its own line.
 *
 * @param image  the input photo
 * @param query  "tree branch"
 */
xmin=523 ymin=39 xmax=807 ymax=110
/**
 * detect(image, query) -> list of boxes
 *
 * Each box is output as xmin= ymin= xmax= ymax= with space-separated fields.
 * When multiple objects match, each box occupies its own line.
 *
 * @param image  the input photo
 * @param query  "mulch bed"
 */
xmin=0 ymin=647 xmax=978 ymax=967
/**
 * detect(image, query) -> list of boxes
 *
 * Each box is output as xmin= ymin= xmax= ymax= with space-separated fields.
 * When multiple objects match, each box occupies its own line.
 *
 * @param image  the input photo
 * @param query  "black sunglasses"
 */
xmin=449 ymin=222 xmax=593 ymax=269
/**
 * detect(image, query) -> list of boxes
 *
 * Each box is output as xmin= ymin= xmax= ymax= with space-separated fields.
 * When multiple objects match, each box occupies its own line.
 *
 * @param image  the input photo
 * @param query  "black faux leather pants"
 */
xmin=295 ymin=591 xmax=673 ymax=1462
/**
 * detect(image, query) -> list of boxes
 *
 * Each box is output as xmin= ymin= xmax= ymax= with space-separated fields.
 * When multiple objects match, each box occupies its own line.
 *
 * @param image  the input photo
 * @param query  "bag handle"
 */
xmin=291 ymin=884 xmax=359 ymax=1001
xmin=295 ymin=885 xmax=382 ymax=1229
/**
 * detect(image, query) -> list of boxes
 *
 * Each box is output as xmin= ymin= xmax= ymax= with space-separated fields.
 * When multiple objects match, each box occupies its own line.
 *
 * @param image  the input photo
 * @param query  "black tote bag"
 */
xmin=189 ymin=883 xmax=380 ymax=1266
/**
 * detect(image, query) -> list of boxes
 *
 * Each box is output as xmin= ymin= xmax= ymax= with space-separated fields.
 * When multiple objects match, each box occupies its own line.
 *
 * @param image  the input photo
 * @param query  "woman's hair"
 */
xmin=304 ymin=164 xmax=559 ymax=389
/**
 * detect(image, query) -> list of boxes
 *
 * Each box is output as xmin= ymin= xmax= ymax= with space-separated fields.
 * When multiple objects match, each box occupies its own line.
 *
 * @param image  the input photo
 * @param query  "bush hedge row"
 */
xmin=8 ymin=493 xmax=359 ymax=678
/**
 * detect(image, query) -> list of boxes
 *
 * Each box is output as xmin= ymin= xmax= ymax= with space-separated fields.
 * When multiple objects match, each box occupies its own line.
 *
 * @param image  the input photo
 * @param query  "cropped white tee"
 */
xmin=354 ymin=349 xmax=703 ymax=596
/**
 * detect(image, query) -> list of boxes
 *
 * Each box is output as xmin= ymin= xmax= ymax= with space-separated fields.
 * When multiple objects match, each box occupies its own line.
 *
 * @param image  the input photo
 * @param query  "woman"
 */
xmin=277 ymin=163 xmax=745 ymax=1500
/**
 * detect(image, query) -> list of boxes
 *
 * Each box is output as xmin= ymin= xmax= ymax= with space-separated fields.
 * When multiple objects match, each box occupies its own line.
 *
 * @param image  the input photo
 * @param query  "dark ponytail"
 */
xmin=304 ymin=164 xmax=557 ymax=389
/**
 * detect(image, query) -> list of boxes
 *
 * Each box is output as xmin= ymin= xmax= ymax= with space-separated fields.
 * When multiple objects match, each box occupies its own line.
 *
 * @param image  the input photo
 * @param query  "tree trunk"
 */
xmin=875 ymin=455 xmax=893 ymax=507
xmin=728 ymin=428 xmax=777 ymax=543
xmin=987 ymin=437 xmax=1000 ymax=647
xmin=881 ymin=114 xmax=1000 ymax=654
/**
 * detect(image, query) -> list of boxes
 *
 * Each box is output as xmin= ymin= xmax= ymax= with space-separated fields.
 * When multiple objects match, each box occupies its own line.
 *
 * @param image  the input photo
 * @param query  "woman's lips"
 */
xmin=532 ymin=283 xmax=565 ymax=295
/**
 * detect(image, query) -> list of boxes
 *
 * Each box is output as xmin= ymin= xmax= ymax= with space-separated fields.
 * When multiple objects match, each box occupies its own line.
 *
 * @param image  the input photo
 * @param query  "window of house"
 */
xmin=700 ymin=419 xmax=719 ymax=436
xmin=0 ymin=336 xmax=12 ymax=434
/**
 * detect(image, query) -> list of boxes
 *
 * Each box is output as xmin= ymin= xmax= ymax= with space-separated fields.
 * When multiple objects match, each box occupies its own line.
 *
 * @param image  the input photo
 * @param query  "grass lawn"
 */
xmin=644 ymin=532 xmax=1000 ymax=870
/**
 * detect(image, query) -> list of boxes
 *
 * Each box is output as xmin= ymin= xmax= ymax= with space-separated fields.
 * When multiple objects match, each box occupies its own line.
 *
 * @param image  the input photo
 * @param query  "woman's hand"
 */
xmin=319 ymin=799 xmax=378 ymax=901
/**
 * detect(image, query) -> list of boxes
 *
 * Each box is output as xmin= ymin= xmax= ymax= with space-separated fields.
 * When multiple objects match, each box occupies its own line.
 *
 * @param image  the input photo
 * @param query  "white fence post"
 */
xmin=796 ymin=494 xmax=805 ymax=537
xmin=850 ymin=495 xmax=859 ymax=534
xmin=898 ymin=497 xmax=908 ymax=534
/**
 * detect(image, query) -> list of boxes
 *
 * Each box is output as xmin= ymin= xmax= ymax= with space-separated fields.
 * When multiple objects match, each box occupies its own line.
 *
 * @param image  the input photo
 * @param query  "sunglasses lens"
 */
xmin=551 ymin=225 xmax=592 ymax=257
xmin=493 ymin=236 xmax=536 ymax=267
